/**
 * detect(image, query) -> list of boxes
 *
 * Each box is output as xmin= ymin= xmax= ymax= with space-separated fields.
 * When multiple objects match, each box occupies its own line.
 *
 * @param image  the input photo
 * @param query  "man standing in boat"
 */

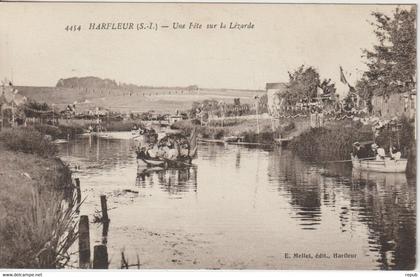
xmin=353 ymin=142 xmax=370 ymax=159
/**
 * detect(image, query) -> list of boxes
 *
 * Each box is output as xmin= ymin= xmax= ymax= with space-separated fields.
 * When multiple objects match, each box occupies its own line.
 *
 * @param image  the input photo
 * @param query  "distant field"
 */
xmin=17 ymin=86 xmax=265 ymax=113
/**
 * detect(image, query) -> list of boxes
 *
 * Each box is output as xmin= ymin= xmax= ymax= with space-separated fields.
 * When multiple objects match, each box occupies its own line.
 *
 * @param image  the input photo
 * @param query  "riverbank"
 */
xmin=172 ymin=118 xmax=295 ymax=144
xmin=289 ymin=117 xmax=416 ymax=175
xmin=0 ymin=127 xmax=78 ymax=268
xmin=58 ymin=119 xmax=145 ymax=132
xmin=30 ymin=123 xmax=85 ymax=139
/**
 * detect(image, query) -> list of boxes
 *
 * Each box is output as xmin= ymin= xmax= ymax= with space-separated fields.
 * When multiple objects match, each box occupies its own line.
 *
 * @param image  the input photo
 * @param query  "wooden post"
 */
xmin=79 ymin=215 xmax=91 ymax=269
xmin=102 ymin=220 xmax=109 ymax=245
xmin=75 ymin=178 xmax=81 ymax=204
xmin=93 ymin=245 xmax=108 ymax=269
xmin=100 ymin=195 xmax=109 ymax=223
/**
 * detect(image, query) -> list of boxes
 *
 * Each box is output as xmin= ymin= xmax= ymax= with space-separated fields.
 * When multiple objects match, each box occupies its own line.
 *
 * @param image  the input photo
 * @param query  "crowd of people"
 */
xmin=135 ymin=127 xmax=190 ymax=161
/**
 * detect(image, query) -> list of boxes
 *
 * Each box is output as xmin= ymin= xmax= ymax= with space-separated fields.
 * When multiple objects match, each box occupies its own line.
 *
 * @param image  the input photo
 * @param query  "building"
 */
xmin=169 ymin=115 xmax=183 ymax=124
xmin=266 ymin=83 xmax=288 ymax=117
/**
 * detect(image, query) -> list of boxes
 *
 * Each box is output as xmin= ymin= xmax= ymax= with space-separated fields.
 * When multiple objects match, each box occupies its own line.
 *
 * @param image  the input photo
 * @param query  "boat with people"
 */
xmin=223 ymin=135 xmax=245 ymax=143
xmin=135 ymin=127 xmax=198 ymax=168
xmin=351 ymin=141 xmax=407 ymax=173
xmin=351 ymin=156 xmax=408 ymax=173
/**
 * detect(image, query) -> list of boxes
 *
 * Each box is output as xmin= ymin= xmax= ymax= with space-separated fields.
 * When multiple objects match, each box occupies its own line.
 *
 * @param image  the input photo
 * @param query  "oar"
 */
xmin=324 ymin=157 xmax=376 ymax=163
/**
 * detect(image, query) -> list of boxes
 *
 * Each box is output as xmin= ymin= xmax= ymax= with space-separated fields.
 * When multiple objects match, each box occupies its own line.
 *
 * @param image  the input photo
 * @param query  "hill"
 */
xmin=56 ymin=76 xmax=119 ymax=89
xmin=18 ymin=80 xmax=264 ymax=113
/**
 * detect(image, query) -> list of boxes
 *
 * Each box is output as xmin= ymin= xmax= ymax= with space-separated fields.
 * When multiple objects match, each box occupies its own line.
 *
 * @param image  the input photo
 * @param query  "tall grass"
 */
xmin=0 ymin=127 xmax=80 ymax=268
xmin=289 ymin=123 xmax=373 ymax=161
xmin=172 ymin=119 xmax=279 ymax=143
xmin=32 ymin=124 xmax=84 ymax=139
xmin=0 ymin=155 xmax=79 ymax=268
xmin=0 ymin=127 xmax=58 ymax=158
xmin=0 ymin=187 xmax=79 ymax=268
xmin=102 ymin=120 xmax=143 ymax=132
xmin=289 ymin=118 xmax=416 ymax=163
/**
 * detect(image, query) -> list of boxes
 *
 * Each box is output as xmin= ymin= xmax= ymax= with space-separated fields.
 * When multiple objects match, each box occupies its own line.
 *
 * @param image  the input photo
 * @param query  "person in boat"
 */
xmin=353 ymin=142 xmax=368 ymax=159
xmin=179 ymin=140 xmax=190 ymax=157
xmin=164 ymin=139 xmax=180 ymax=161
xmin=375 ymin=144 xmax=386 ymax=161
xmin=142 ymin=128 xmax=158 ymax=144
xmin=390 ymin=146 xmax=402 ymax=160
xmin=147 ymin=143 xmax=160 ymax=158
xmin=370 ymin=143 xmax=378 ymax=158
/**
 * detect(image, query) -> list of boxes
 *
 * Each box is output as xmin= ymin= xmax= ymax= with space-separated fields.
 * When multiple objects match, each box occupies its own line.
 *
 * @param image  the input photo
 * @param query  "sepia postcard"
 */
xmin=0 ymin=1 xmax=416 ymax=271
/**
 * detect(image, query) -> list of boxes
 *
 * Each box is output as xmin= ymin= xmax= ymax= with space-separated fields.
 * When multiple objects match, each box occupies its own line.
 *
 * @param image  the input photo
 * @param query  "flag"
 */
xmin=339 ymin=66 xmax=348 ymax=84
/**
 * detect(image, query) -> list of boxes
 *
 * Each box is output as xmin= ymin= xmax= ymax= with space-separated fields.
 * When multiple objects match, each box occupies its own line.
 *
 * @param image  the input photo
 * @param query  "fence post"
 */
xmin=75 ymin=178 xmax=81 ymax=204
xmin=100 ymin=195 xmax=109 ymax=223
xmin=93 ymin=245 xmax=108 ymax=269
xmin=102 ymin=220 xmax=110 ymax=244
xmin=79 ymin=215 xmax=91 ymax=269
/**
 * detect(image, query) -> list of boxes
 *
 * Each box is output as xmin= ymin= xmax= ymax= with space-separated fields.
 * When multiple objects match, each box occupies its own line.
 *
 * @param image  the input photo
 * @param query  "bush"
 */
xmin=289 ymin=124 xmax=372 ymax=161
xmin=57 ymin=125 xmax=84 ymax=138
xmin=240 ymin=130 xmax=275 ymax=144
xmin=103 ymin=120 xmax=144 ymax=132
xmin=0 ymin=127 xmax=58 ymax=158
xmin=33 ymin=124 xmax=61 ymax=139
xmin=33 ymin=124 xmax=84 ymax=139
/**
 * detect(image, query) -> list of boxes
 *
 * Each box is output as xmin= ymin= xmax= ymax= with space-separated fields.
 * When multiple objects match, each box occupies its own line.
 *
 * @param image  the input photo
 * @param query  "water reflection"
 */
xmin=59 ymin=136 xmax=416 ymax=270
xmin=268 ymin=148 xmax=322 ymax=230
xmin=268 ymin=147 xmax=416 ymax=269
xmin=136 ymin=166 xmax=198 ymax=194
xmin=350 ymin=170 xmax=416 ymax=270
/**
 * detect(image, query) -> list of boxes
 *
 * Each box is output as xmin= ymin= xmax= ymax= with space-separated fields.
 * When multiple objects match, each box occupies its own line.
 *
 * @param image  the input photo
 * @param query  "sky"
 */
xmin=0 ymin=3 xmax=409 ymax=91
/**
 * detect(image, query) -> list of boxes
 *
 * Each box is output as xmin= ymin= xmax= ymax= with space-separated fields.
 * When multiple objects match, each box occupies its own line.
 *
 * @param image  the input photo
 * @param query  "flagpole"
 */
xmin=11 ymin=99 xmax=14 ymax=128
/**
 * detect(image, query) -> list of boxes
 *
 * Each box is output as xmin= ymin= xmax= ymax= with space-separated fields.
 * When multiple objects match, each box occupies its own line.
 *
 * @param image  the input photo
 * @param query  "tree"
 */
xmin=285 ymin=65 xmax=320 ymax=104
xmin=319 ymin=78 xmax=337 ymax=96
xmin=357 ymin=7 xmax=416 ymax=99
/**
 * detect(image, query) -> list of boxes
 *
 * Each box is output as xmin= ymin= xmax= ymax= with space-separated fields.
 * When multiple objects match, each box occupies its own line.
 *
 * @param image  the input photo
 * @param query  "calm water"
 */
xmin=59 ymin=134 xmax=416 ymax=269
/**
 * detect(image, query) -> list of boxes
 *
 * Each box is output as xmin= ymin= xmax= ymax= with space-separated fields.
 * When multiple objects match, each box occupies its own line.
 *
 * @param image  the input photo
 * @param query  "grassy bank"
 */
xmin=289 ymin=117 xmax=416 ymax=165
xmin=172 ymin=118 xmax=292 ymax=144
xmin=0 ymin=127 xmax=79 ymax=268
xmin=102 ymin=120 xmax=143 ymax=132
xmin=289 ymin=124 xmax=372 ymax=162
xmin=30 ymin=123 xmax=84 ymax=140
xmin=60 ymin=119 xmax=145 ymax=132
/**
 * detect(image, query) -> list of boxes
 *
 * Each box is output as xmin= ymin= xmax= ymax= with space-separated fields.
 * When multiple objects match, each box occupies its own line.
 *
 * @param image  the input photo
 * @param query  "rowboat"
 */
xmin=223 ymin=136 xmax=244 ymax=143
xmin=136 ymin=151 xmax=192 ymax=168
xmin=351 ymin=156 xmax=407 ymax=173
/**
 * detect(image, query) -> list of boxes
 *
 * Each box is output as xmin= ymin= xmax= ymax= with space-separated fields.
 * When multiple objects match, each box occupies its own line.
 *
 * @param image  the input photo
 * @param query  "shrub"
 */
xmin=33 ymin=124 xmax=84 ymax=139
xmin=0 ymin=127 xmax=58 ymax=158
xmin=103 ymin=120 xmax=144 ymax=132
xmin=289 ymin=124 xmax=373 ymax=161
xmin=240 ymin=130 xmax=275 ymax=144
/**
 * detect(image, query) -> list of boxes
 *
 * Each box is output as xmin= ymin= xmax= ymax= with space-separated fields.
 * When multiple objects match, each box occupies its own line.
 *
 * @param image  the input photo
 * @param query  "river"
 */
xmin=59 ymin=133 xmax=416 ymax=270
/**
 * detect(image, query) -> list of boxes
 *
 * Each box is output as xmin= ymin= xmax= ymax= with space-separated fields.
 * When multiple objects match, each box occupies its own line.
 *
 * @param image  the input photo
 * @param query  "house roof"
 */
xmin=266 ymin=83 xmax=287 ymax=90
